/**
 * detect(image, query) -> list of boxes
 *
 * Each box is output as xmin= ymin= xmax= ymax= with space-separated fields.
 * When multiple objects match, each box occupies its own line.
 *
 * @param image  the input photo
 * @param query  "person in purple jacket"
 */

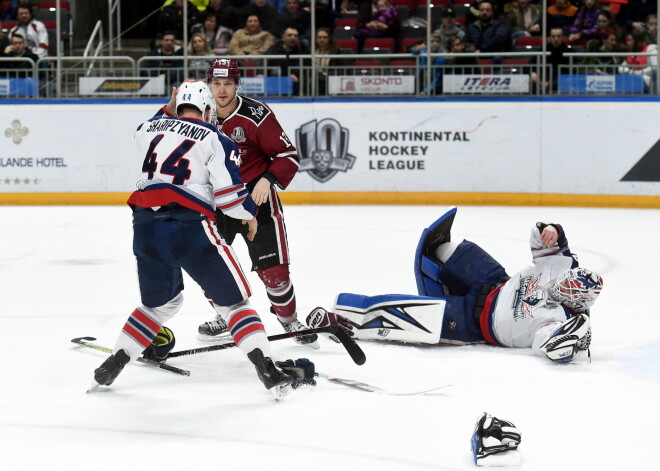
xmin=355 ymin=0 xmax=400 ymax=52
xmin=568 ymin=0 xmax=601 ymax=44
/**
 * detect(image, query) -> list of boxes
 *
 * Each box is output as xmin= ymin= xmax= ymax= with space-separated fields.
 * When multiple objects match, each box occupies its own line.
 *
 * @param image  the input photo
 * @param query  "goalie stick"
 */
xmin=71 ymin=337 xmax=191 ymax=377
xmin=316 ymin=373 xmax=450 ymax=396
xmin=168 ymin=325 xmax=367 ymax=366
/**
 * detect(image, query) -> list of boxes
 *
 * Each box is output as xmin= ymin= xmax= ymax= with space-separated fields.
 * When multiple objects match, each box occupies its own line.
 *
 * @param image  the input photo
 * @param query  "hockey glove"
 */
xmin=539 ymin=314 xmax=591 ymax=363
xmin=142 ymin=326 xmax=176 ymax=363
xmin=306 ymin=307 xmax=354 ymax=343
xmin=471 ymin=412 xmax=522 ymax=466
xmin=275 ymin=359 xmax=317 ymax=389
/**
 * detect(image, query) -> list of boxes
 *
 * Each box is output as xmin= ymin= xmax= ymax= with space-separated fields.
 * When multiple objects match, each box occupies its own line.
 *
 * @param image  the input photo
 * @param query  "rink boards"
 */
xmin=1 ymin=98 xmax=659 ymax=208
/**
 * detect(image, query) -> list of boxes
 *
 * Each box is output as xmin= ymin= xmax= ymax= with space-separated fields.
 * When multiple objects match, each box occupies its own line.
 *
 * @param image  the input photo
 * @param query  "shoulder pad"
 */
xmin=235 ymin=96 xmax=271 ymax=126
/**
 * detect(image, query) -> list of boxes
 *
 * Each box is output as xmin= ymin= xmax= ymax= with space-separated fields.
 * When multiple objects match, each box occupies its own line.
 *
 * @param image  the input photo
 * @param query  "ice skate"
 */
xmin=248 ymin=348 xmax=294 ymax=399
xmin=279 ymin=318 xmax=319 ymax=349
xmin=197 ymin=316 xmax=231 ymax=341
xmin=89 ymin=349 xmax=130 ymax=392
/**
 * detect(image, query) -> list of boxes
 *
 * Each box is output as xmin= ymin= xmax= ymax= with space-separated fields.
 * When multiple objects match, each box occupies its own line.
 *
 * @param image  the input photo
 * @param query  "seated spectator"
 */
xmin=245 ymin=0 xmax=278 ymax=34
xmin=444 ymin=35 xmax=478 ymax=74
xmin=580 ymin=27 xmax=623 ymax=74
xmin=568 ymin=0 xmax=600 ymax=44
xmin=207 ymin=0 xmax=251 ymax=30
xmin=142 ymin=31 xmax=184 ymax=89
xmin=266 ymin=26 xmax=307 ymax=94
xmin=647 ymin=13 xmax=657 ymax=42
xmin=0 ymin=32 xmax=38 ymax=76
xmin=433 ymin=8 xmax=466 ymax=52
xmin=273 ymin=0 xmax=311 ymax=49
xmin=547 ymin=0 xmax=578 ymax=35
xmin=355 ymin=0 xmax=400 ymax=52
xmin=546 ymin=28 xmax=570 ymax=88
xmin=596 ymin=9 xmax=623 ymax=41
xmin=187 ymin=32 xmax=213 ymax=79
xmin=618 ymin=28 xmax=657 ymax=90
xmin=410 ymin=33 xmax=446 ymax=95
xmin=228 ymin=14 xmax=274 ymax=55
xmin=617 ymin=0 xmax=657 ymax=34
xmin=340 ymin=0 xmax=363 ymax=17
xmin=0 ymin=24 xmax=8 ymax=53
xmin=504 ymin=0 xmax=542 ymax=45
xmin=314 ymin=0 xmax=340 ymax=30
xmin=157 ymin=0 xmax=203 ymax=39
xmin=465 ymin=1 xmax=511 ymax=54
xmin=192 ymin=11 xmax=233 ymax=54
xmin=8 ymin=4 xmax=48 ymax=57
xmin=313 ymin=27 xmax=342 ymax=95
xmin=1 ymin=0 xmax=32 ymax=21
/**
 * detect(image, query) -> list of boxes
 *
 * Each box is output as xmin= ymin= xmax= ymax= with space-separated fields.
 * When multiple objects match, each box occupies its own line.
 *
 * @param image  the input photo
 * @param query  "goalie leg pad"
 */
xmin=334 ymin=293 xmax=446 ymax=344
xmin=414 ymin=207 xmax=457 ymax=297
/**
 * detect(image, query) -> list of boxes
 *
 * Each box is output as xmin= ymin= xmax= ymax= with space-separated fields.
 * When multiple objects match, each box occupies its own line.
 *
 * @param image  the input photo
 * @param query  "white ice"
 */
xmin=1 ymin=205 xmax=658 ymax=471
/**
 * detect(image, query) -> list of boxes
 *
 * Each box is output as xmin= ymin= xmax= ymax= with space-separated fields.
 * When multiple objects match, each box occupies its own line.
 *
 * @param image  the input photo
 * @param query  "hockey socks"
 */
xmin=257 ymin=265 xmax=296 ymax=322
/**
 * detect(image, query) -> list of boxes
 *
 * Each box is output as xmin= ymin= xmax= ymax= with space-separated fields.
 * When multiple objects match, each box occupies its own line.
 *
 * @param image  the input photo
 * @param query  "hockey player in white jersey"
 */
xmin=334 ymin=207 xmax=603 ymax=363
xmin=90 ymin=81 xmax=294 ymax=395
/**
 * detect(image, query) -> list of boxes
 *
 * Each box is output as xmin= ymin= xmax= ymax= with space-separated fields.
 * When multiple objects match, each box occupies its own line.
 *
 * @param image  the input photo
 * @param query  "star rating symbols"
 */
xmin=1 ymin=178 xmax=39 ymax=185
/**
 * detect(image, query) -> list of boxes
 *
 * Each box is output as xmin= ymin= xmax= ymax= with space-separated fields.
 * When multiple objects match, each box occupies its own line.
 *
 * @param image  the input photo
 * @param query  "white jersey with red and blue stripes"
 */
xmin=128 ymin=107 xmax=256 ymax=221
xmin=490 ymin=224 xmax=580 ymax=348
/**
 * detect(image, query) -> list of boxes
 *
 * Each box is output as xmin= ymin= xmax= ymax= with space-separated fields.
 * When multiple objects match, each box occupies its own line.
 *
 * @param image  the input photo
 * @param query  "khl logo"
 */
xmin=5 ymin=120 xmax=28 ymax=144
xmin=295 ymin=118 xmax=355 ymax=183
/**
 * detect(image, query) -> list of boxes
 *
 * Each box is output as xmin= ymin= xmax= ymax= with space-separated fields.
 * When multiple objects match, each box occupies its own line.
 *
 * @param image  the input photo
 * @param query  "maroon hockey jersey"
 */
xmin=218 ymin=95 xmax=299 ymax=189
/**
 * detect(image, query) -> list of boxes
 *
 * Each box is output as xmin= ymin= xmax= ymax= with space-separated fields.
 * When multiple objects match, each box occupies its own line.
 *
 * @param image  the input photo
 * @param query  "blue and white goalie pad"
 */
xmin=414 ymin=207 xmax=457 ymax=297
xmin=334 ymin=293 xmax=446 ymax=345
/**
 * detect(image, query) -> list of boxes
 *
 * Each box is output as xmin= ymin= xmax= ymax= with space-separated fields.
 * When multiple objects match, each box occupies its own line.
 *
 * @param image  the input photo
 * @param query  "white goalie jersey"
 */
xmin=489 ymin=224 xmax=579 ymax=350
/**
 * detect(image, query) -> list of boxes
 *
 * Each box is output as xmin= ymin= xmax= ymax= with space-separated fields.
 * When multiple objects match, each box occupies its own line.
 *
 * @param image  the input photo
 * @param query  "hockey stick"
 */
xmin=317 ymin=373 xmax=450 ymax=396
xmin=168 ymin=325 xmax=367 ymax=365
xmin=71 ymin=337 xmax=191 ymax=377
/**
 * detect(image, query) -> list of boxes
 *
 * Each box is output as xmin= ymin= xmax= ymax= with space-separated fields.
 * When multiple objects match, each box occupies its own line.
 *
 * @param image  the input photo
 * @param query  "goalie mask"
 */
xmin=549 ymin=268 xmax=603 ymax=312
xmin=175 ymin=81 xmax=215 ymax=122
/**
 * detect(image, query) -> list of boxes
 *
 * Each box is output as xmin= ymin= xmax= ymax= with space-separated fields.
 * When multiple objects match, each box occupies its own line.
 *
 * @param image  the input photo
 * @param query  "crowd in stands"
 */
xmin=1 ymin=0 xmax=659 ymax=95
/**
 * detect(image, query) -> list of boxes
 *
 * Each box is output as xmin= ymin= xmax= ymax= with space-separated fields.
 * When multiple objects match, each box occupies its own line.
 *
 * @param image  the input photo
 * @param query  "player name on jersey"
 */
xmin=145 ymin=119 xmax=212 ymax=141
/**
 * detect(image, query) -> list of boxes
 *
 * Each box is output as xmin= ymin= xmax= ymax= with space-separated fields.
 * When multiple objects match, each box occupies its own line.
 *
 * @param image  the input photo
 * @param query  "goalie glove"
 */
xmin=539 ymin=313 xmax=591 ymax=363
xmin=306 ymin=307 xmax=354 ymax=343
xmin=471 ymin=412 xmax=522 ymax=467
xmin=142 ymin=326 xmax=176 ymax=363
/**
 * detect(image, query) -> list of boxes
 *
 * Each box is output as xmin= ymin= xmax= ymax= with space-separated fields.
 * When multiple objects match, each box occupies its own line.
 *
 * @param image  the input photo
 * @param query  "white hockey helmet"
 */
xmin=175 ymin=81 xmax=215 ymax=122
xmin=550 ymin=268 xmax=603 ymax=312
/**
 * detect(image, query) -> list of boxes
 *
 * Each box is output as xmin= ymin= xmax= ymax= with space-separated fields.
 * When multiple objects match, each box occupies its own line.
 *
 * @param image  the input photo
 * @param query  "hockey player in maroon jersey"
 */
xmin=189 ymin=58 xmax=317 ymax=347
xmin=90 ymin=82 xmax=295 ymax=396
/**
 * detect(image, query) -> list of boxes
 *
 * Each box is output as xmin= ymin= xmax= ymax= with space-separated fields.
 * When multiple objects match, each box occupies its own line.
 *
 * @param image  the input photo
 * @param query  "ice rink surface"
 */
xmin=1 ymin=205 xmax=658 ymax=471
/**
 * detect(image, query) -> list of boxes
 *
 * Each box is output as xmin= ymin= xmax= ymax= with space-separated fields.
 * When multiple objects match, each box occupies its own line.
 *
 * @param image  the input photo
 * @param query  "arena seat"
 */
xmin=364 ymin=37 xmax=395 ymax=52
xmin=335 ymin=38 xmax=358 ymax=53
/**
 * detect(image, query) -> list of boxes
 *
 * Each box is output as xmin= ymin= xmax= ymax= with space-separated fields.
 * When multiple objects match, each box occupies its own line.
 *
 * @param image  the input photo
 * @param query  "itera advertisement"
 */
xmin=0 ymin=101 xmax=659 ymax=197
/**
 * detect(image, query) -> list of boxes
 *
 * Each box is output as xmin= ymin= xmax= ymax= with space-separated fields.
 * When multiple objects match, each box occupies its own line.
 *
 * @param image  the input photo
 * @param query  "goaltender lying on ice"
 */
xmin=334 ymin=207 xmax=603 ymax=363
